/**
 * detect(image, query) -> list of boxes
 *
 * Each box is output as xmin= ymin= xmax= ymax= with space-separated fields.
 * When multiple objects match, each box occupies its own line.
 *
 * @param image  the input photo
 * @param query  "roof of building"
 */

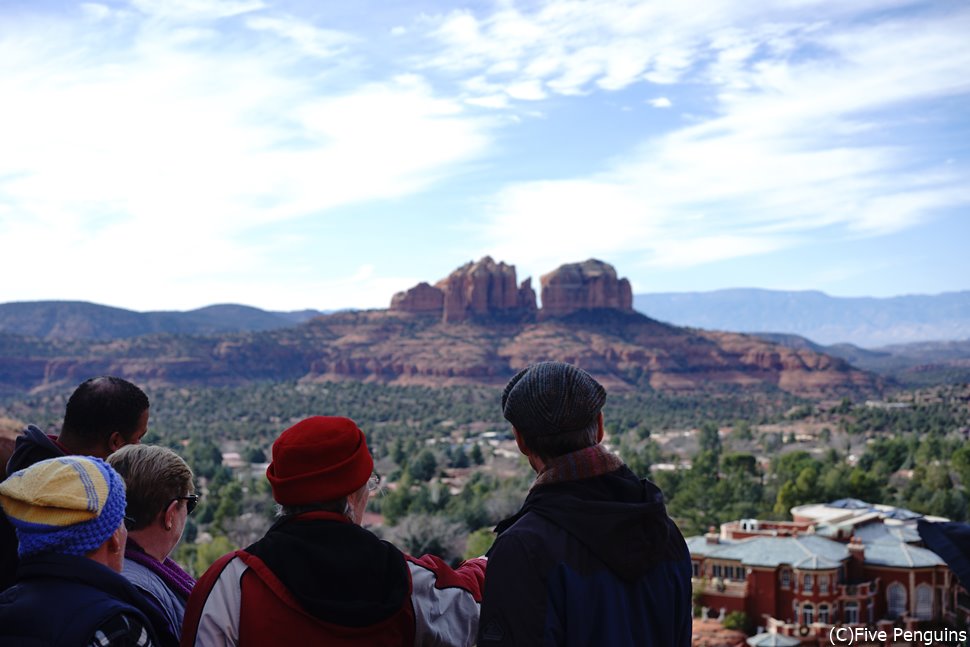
xmin=687 ymin=534 xmax=848 ymax=569
xmin=792 ymin=499 xmax=931 ymax=526
xmin=852 ymin=521 xmax=921 ymax=545
xmin=863 ymin=541 xmax=945 ymax=569
xmin=747 ymin=633 xmax=801 ymax=646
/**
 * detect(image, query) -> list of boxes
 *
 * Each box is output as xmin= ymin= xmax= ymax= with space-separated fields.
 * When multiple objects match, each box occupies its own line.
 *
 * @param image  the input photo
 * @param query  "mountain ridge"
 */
xmin=633 ymin=288 xmax=970 ymax=347
xmin=0 ymin=300 xmax=325 ymax=341
xmin=0 ymin=258 xmax=881 ymax=398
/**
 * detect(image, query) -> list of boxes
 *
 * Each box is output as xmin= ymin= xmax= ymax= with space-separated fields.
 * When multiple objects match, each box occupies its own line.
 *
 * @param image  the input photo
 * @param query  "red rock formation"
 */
xmin=517 ymin=278 xmax=537 ymax=316
xmin=387 ymin=258 xmax=538 ymax=322
xmin=540 ymin=259 xmax=633 ymax=319
xmin=435 ymin=257 xmax=536 ymax=323
xmin=389 ymin=282 xmax=445 ymax=314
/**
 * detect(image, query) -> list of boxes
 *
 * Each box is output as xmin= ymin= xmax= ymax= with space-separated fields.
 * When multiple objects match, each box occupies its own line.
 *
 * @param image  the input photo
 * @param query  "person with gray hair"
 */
xmin=182 ymin=416 xmax=487 ymax=647
xmin=108 ymin=444 xmax=198 ymax=646
xmin=477 ymin=361 xmax=692 ymax=646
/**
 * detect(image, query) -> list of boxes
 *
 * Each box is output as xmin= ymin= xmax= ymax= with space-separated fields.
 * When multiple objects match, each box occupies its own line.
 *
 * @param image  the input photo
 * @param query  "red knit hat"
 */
xmin=266 ymin=416 xmax=374 ymax=505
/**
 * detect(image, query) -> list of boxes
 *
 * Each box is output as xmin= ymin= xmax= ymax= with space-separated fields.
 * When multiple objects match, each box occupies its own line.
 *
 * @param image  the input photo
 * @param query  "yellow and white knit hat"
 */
xmin=0 ymin=456 xmax=126 ymax=557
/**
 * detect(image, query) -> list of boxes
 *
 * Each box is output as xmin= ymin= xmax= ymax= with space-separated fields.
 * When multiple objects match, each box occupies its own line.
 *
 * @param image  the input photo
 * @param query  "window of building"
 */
xmin=803 ymin=573 xmax=813 ymax=592
xmin=692 ymin=561 xmax=700 ymax=577
xmin=819 ymin=574 xmax=829 ymax=594
xmin=844 ymin=601 xmax=859 ymax=624
xmin=802 ymin=603 xmax=814 ymax=625
xmin=712 ymin=564 xmax=722 ymax=578
xmin=781 ymin=569 xmax=791 ymax=589
xmin=818 ymin=604 xmax=830 ymax=624
xmin=916 ymin=584 xmax=933 ymax=620
xmin=887 ymin=582 xmax=907 ymax=619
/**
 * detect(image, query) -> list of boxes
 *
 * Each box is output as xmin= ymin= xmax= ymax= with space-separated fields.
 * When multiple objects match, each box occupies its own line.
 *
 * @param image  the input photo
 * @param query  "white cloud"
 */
xmin=246 ymin=15 xmax=357 ymax=58
xmin=130 ymin=0 xmax=265 ymax=21
xmin=477 ymin=2 xmax=970 ymax=274
xmin=649 ymin=97 xmax=672 ymax=108
xmin=0 ymin=3 xmax=495 ymax=310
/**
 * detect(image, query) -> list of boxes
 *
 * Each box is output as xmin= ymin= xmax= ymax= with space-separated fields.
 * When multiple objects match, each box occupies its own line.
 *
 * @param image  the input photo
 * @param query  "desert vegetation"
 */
xmin=1 ymin=381 xmax=967 ymax=575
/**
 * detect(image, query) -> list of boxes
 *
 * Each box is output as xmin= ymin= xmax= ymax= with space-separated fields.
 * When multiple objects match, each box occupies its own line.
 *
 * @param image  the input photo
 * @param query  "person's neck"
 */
xmin=128 ymin=530 xmax=173 ymax=563
xmin=55 ymin=434 xmax=108 ymax=459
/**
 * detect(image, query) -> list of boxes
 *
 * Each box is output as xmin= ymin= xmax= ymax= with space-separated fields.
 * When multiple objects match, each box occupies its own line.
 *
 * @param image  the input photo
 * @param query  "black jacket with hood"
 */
xmin=478 ymin=466 xmax=692 ymax=647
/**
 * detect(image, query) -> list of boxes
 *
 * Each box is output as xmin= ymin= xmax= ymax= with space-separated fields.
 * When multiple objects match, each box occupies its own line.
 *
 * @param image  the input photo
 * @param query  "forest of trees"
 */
xmin=2 ymin=381 xmax=967 ymax=575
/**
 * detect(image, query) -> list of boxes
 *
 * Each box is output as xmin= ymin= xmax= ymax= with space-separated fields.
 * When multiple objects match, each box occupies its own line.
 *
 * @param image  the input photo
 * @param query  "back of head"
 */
xmin=502 ymin=361 xmax=607 ymax=460
xmin=107 ymin=444 xmax=194 ymax=531
xmin=0 ymin=455 xmax=126 ymax=558
xmin=61 ymin=376 xmax=149 ymax=452
xmin=267 ymin=416 xmax=373 ymax=507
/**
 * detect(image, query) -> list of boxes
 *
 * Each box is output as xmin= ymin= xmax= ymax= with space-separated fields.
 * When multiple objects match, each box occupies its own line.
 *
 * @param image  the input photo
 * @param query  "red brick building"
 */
xmin=687 ymin=500 xmax=967 ymax=644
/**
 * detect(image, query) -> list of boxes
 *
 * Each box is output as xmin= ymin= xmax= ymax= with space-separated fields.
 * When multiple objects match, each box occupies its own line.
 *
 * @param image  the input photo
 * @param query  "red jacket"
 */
xmin=181 ymin=512 xmax=485 ymax=647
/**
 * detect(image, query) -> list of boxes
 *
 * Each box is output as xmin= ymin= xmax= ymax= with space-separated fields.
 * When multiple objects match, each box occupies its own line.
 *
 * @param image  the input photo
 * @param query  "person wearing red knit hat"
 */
xmin=181 ymin=416 xmax=486 ymax=647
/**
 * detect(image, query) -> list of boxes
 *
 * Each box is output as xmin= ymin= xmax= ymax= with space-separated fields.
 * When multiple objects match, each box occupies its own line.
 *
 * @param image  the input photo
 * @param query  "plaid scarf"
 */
xmin=125 ymin=538 xmax=196 ymax=600
xmin=532 ymin=444 xmax=624 ymax=490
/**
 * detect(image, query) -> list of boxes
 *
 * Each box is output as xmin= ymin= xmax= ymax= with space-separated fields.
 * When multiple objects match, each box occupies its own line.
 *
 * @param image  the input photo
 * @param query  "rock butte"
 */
xmin=0 ymin=257 xmax=882 ymax=398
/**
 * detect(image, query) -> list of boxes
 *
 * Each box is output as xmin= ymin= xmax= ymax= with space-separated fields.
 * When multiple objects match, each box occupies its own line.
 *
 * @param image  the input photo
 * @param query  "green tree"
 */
xmin=214 ymin=481 xmax=243 ymax=530
xmin=698 ymin=422 xmax=721 ymax=457
xmin=470 ymin=443 xmax=485 ymax=466
xmin=194 ymin=535 xmax=235 ymax=575
xmin=464 ymin=528 xmax=496 ymax=560
xmin=452 ymin=445 xmax=470 ymax=469
xmin=408 ymin=449 xmax=438 ymax=482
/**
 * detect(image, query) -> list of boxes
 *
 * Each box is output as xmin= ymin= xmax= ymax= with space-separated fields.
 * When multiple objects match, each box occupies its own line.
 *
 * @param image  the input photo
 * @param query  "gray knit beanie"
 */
xmin=502 ymin=362 xmax=607 ymax=437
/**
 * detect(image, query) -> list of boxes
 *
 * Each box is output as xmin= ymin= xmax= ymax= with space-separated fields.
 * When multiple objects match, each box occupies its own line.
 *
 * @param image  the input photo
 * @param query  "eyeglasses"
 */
xmin=171 ymin=494 xmax=200 ymax=515
xmin=367 ymin=471 xmax=382 ymax=493
xmin=123 ymin=515 xmax=137 ymax=530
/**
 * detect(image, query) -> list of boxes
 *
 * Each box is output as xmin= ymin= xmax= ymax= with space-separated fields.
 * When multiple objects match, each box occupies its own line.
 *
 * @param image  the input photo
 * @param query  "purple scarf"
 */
xmin=125 ymin=539 xmax=196 ymax=600
xmin=532 ymin=444 xmax=625 ymax=490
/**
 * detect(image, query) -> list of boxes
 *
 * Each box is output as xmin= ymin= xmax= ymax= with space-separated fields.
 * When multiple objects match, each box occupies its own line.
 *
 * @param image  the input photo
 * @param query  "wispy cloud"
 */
xmin=465 ymin=1 xmax=970 ymax=278
xmin=0 ymin=2 xmax=495 ymax=309
xmin=1 ymin=0 xmax=967 ymax=309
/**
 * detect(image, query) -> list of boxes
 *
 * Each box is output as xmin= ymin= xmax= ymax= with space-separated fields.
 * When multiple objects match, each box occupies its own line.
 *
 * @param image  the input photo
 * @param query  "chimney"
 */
xmin=847 ymin=536 xmax=865 ymax=581
xmin=705 ymin=526 xmax=719 ymax=545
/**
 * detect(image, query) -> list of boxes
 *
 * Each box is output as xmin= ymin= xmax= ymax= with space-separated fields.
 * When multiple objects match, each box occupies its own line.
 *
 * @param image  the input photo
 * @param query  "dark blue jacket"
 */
xmin=0 ymin=552 xmax=164 ymax=646
xmin=0 ymin=425 xmax=64 ymax=592
xmin=478 ymin=467 xmax=692 ymax=647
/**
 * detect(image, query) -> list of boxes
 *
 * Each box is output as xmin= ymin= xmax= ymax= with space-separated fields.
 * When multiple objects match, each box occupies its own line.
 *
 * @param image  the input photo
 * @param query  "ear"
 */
xmin=595 ymin=412 xmax=605 ymax=444
xmin=107 ymin=431 xmax=126 ymax=453
xmin=512 ymin=427 xmax=528 ymax=455
xmin=163 ymin=498 xmax=179 ymax=531
xmin=108 ymin=524 xmax=125 ymax=555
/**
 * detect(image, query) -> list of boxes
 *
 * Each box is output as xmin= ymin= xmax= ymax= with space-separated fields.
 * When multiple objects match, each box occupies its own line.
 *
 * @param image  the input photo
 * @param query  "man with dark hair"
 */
xmin=0 ymin=375 xmax=150 ymax=591
xmin=477 ymin=361 xmax=692 ymax=646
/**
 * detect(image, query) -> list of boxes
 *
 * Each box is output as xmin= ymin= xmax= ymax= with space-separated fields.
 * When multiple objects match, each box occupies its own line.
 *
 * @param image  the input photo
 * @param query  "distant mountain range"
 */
xmin=2 ymin=279 xmax=968 ymax=395
xmin=0 ymin=261 xmax=880 ymax=397
xmin=0 ymin=301 xmax=325 ymax=340
xmin=633 ymin=289 xmax=970 ymax=347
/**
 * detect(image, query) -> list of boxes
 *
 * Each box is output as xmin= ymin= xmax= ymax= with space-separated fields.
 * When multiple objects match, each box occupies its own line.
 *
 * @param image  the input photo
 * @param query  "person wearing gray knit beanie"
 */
xmin=501 ymin=361 xmax=607 ymax=465
xmin=479 ymin=361 xmax=692 ymax=647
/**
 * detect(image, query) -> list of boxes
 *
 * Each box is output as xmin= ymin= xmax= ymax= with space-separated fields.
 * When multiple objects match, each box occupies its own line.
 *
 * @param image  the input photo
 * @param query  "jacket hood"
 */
xmin=496 ymin=467 xmax=687 ymax=581
xmin=6 ymin=425 xmax=64 ymax=475
xmin=245 ymin=513 xmax=410 ymax=627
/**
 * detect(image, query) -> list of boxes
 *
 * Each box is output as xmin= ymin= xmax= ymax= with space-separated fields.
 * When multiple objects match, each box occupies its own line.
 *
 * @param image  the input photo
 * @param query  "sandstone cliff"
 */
xmin=389 ymin=282 xmax=444 ymax=314
xmin=390 ymin=257 xmax=537 ymax=323
xmin=540 ymin=259 xmax=633 ymax=319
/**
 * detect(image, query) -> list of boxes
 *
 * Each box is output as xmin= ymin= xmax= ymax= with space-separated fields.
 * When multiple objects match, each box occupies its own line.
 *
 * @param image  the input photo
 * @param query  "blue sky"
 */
xmin=1 ymin=0 xmax=968 ymax=311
